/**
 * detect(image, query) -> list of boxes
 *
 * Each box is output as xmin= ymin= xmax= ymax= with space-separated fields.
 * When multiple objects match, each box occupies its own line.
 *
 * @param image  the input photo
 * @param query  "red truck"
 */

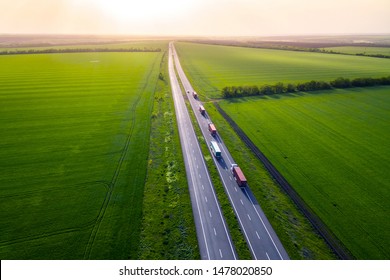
xmin=231 ymin=164 xmax=247 ymax=187
xmin=199 ymin=105 xmax=205 ymax=115
xmin=208 ymin=123 xmax=217 ymax=136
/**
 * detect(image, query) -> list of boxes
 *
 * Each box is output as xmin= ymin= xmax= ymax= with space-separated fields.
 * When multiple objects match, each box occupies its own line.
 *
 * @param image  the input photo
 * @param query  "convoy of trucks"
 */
xmin=193 ymin=89 xmax=248 ymax=188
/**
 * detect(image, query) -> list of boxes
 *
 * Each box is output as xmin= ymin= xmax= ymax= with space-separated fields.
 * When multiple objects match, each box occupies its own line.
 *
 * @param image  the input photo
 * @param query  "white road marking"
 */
xmin=219 ymin=249 xmax=223 ymax=258
xmin=209 ymin=211 xmax=212 ymax=218
xmin=247 ymin=214 xmax=252 ymax=221
xmin=235 ymin=187 xmax=238 ymax=192
xmin=214 ymin=228 xmax=217 ymax=236
xmin=202 ymin=185 xmax=204 ymax=190
xmin=266 ymin=252 xmax=270 ymax=260
xmin=229 ymin=176 xmax=232 ymax=181
xmin=197 ymin=165 xmax=198 ymax=169
xmin=205 ymin=196 xmax=208 ymax=203
xmin=199 ymin=174 xmax=201 ymax=178
xmin=256 ymin=231 xmax=261 ymax=239
xmin=240 ymin=199 xmax=244 ymax=205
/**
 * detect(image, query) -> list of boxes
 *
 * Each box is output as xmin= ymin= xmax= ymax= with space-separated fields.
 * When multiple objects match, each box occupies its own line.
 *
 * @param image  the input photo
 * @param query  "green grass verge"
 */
xmin=175 ymin=42 xmax=390 ymax=99
xmin=139 ymin=51 xmax=199 ymax=259
xmin=218 ymin=87 xmax=390 ymax=259
xmin=0 ymin=51 xmax=162 ymax=259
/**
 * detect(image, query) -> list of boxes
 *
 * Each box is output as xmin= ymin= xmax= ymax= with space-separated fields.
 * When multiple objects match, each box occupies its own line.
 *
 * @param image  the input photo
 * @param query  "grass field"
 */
xmin=0 ymin=40 xmax=168 ymax=52
xmin=0 ymin=51 xmax=162 ymax=259
xmin=175 ymin=42 xmax=390 ymax=99
xmin=219 ymin=87 xmax=390 ymax=259
xmin=323 ymin=46 xmax=390 ymax=56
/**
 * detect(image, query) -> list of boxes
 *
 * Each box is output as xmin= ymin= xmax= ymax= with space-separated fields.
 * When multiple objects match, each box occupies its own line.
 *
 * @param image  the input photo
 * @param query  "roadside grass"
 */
xmin=218 ymin=87 xmax=390 ymax=259
xmin=139 ymin=51 xmax=199 ymax=259
xmin=175 ymin=42 xmax=390 ymax=99
xmin=0 ymin=51 xmax=162 ymax=259
xmin=203 ymin=102 xmax=337 ymax=260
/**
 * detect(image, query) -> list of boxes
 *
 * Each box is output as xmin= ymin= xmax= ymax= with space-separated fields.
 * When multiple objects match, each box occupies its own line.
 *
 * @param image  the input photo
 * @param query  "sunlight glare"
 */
xmin=96 ymin=0 xmax=193 ymax=22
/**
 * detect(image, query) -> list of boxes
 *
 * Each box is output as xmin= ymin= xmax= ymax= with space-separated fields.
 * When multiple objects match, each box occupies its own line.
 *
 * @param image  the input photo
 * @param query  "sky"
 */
xmin=0 ymin=0 xmax=389 ymax=36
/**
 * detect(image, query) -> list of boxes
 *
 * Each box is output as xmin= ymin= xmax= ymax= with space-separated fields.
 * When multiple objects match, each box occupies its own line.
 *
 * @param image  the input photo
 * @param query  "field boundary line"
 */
xmin=213 ymin=101 xmax=354 ymax=260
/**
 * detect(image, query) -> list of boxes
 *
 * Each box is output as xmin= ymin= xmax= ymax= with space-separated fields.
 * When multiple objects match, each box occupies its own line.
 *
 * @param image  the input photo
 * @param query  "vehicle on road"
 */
xmin=210 ymin=140 xmax=221 ymax=159
xmin=208 ymin=123 xmax=217 ymax=136
xmin=231 ymin=164 xmax=247 ymax=187
xmin=193 ymin=91 xmax=198 ymax=99
xmin=199 ymin=105 xmax=206 ymax=115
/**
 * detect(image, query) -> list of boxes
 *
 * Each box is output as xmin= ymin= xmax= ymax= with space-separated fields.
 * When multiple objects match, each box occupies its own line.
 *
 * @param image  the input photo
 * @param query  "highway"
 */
xmin=171 ymin=42 xmax=290 ymax=260
xmin=168 ymin=43 xmax=237 ymax=260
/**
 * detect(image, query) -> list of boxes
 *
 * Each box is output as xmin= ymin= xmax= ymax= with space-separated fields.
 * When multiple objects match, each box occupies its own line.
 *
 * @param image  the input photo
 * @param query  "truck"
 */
xmin=231 ymin=164 xmax=247 ymax=187
xmin=208 ymin=123 xmax=217 ymax=136
xmin=199 ymin=105 xmax=205 ymax=115
xmin=193 ymin=91 xmax=198 ymax=99
xmin=210 ymin=140 xmax=221 ymax=159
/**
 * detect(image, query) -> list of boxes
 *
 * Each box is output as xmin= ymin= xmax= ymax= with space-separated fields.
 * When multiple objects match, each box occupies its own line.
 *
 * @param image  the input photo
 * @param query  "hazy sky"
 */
xmin=1 ymin=0 xmax=389 ymax=36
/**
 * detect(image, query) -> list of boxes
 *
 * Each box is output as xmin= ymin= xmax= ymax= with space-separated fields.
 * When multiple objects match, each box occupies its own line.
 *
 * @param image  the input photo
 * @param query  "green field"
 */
xmin=0 ymin=51 xmax=162 ymax=259
xmin=0 ymin=40 xmax=168 ymax=52
xmin=219 ymin=87 xmax=390 ymax=259
xmin=323 ymin=46 xmax=390 ymax=56
xmin=175 ymin=42 xmax=390 ymax=98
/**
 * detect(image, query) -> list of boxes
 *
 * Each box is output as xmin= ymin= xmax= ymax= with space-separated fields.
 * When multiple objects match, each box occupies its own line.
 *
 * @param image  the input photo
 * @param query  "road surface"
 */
xmin=171 ymin=42 xmax=289 ymax=260
xmin=168 ymin=43 xmax=237 ymax=260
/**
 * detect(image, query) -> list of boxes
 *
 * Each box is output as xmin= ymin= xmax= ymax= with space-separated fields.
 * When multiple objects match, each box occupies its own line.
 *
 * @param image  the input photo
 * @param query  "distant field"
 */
xmin=175 ymin=42 xmax=390 ymax=98
xmin=0 ymin=40 xmax=168 ymax=52
xmin=219 ymin=87 xmax=390 ymax=259
xmin=323 ymin=46 xmax=390 ymax=56
xmin=0 ymin=51 xmax=162 ymax=259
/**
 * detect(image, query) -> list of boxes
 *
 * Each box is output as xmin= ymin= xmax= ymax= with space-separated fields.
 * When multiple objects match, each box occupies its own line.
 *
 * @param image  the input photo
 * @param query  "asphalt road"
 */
xmin=168 ymin=43 xmax=237 ymax=260
xmin=172 ymin=42 xmax=290 ymax=260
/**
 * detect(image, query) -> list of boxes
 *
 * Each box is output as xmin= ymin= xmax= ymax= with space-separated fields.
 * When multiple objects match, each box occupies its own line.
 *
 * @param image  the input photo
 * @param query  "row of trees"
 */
xmin=0 ymin=47 xmax=161 ymax=55
xmin=221 ymin=76 xmax=390 ymax=98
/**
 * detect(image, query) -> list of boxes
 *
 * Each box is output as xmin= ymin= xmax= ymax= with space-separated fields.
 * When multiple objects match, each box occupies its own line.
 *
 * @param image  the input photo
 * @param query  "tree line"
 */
xmin=0 ymin=47 xmax=161 ymax=55
xmin=221 ymin=76 xmax=390 ymax=98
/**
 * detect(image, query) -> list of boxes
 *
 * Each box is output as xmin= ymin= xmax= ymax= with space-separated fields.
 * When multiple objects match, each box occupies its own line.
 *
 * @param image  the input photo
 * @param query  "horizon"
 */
xmin=1 ymin=0 xmax=389 ymax=36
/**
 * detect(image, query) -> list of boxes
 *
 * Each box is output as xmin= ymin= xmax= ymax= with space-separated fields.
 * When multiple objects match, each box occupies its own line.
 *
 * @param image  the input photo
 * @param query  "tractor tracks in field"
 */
xmin=83 ymin=54 xmax=162 ymax=259
xmin=214 ymin=102 xmax=353 ymax=260
xmin=0 ymin=181 xmax=110 ymax=248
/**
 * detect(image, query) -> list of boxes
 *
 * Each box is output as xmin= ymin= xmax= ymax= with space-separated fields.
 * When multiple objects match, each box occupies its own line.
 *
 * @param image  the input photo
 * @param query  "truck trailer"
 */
xmin=208 ymin=123 xmax=217 ymax=136
xmin=210 ymin=140 xmax=221 ymax=159
xmin=231 ymin=164 xmax=247 ymax=187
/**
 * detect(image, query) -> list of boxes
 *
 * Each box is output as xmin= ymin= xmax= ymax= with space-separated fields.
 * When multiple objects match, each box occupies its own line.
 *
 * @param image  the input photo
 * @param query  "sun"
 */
xmin=95 ymin=0 xmax=194 ymax=23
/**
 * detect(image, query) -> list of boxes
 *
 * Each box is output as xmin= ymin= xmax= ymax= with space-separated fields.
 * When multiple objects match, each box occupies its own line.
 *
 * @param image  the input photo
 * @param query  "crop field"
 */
xmin=0 ymin=51 xmax=162 ymax=259
xmin=175 ymin=42 xmax=390 ymax=98
xmin=0 ymin=40 xmax=168 ymax=52
xmin=219 ymin=87 xmax=390 ymax=259
xmin=323 ymin=46 xmax=390 ymax=56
